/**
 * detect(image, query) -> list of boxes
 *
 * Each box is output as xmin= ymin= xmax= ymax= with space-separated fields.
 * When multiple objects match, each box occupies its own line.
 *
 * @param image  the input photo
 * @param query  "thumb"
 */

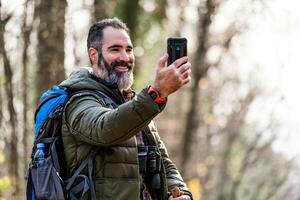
xmin=158 ymin=53 xmax=168 ymax=69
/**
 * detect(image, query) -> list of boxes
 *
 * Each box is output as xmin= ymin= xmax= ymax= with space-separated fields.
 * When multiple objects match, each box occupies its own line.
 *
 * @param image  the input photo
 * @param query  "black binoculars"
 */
xmin=138 ymin=146 xmax=161 ymax=174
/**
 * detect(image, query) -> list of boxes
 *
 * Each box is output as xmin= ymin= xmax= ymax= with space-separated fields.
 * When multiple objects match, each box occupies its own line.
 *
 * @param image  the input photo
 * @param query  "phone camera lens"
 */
xmin=176 ymin=46 xmax=180 ymax=51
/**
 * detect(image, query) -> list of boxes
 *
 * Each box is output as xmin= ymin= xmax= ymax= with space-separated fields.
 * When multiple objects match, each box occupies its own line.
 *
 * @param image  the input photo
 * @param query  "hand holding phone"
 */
xmin=151 ymin=38 xmax=190 ymax=98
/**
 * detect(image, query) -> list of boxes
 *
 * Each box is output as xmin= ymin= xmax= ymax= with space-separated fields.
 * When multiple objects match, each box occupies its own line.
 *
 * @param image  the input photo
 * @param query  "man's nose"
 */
xmin=119 ymin=51 xmax=130 ymax=62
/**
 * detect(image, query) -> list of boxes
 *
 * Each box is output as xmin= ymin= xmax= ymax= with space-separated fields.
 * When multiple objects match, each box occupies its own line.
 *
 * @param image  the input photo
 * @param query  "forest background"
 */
xmin=1 ymin=0 xmax=300 ymax=199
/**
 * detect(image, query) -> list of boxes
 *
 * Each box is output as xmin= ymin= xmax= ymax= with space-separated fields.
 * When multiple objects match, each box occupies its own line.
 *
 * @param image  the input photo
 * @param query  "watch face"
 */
xmin=149 ymin=91 xmax=158 ymax=100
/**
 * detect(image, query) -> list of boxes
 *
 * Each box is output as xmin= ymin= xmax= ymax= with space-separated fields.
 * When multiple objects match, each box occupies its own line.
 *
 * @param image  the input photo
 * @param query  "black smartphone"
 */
xmin=167 ymin=37 xmax=187 ymax=66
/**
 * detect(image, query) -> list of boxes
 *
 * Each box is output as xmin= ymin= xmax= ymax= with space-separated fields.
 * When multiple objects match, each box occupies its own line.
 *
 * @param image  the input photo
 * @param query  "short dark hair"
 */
xmin=87 ymin=17 xmax=129 ymax=51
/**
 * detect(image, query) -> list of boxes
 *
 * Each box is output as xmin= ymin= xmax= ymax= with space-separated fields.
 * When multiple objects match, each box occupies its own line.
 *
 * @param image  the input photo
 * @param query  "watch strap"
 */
xmin=147 ymin=86 xmax=167 ymax=104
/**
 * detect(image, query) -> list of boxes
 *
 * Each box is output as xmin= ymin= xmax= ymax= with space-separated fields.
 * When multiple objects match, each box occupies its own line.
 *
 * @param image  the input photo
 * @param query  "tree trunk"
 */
xmin=93 ymin=0 xmax=111 ymax=21
xmin=181 ymin=0 xmax=217 ymax=175
xmin=35 ymin=0 xmax=66 ymax=100
xmin=120 ymin=0 xmax=141 ymax=85
xmin=217 ymin=131 xmax=237 ymax=200
xmin=121 ymin=0 xmax=139 ymax=42
xmin=0 ymin=67 xmax=2 ymax=127
xmin=157 ymin=0 xmax=167 ymax=20
xmin=0 ymin=14 xmax=19 ymax=199
xmin=22 ymin=0 xmax=34 ymax=172
xmin=175 ymin=0 xmax=188 ymax=37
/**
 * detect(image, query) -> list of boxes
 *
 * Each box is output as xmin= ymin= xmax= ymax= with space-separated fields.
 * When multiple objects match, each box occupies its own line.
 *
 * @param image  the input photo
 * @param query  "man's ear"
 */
xmin=88 ymin=48 xmax=99 ymax=65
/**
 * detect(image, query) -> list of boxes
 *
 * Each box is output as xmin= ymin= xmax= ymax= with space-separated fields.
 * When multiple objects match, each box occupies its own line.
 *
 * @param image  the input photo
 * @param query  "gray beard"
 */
xmin=98 ymin=59 xmax=134 ymax=91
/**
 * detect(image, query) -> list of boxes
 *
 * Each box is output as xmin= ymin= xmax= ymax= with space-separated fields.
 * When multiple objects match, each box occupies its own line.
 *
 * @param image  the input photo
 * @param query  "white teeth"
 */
xmin=115 ymin=66 xmax=128 ymax=72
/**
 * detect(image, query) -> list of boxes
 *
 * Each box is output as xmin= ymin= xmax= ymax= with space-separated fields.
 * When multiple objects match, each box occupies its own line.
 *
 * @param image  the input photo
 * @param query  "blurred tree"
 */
xmin=21 ymin=0 xmax=34 ymax=173
xmin=119 ymin=0 xmax=142 ymax=80
xmin=181 ymin=0 xmax=219 ymax=175
xmin=174 ymin=0 xmax=188 ymax=37
xmin=0 ymin=10 xmax=19 ymax=199
xmin=180 ymin=0 xmax=246 ymax=176
xmin=159 ymin=0 xmax=300 ymax=199
xmin=93 ymin=0 xmax=112 ymax=20
xmin=35 ymin=0 xmax=67 ymax=100
xmin=120 ymin=0 xmax=140 ymax=44
xmin=190 ymin=74 xmax=295 ymax=200
xmin=0 ymin=69 xmax=2 ymax=132
xmin=214 ymin=88 xmax=257 ymax=200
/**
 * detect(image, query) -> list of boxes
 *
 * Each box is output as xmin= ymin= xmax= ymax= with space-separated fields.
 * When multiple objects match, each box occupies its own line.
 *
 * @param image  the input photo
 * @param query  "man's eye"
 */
xmin=126 ymin=48 xmax=133 ymax=52
xmin=111 ymin=48 xmax=119 ymax=52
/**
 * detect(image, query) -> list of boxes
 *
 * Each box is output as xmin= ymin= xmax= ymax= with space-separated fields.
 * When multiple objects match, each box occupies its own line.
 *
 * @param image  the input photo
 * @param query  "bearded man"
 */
xmin=60 ymin=18 xmax=193 ymax=200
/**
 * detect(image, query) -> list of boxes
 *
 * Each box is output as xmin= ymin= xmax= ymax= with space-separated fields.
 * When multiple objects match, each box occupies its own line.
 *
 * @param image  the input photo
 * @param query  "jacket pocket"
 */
xmin=29 ymin=157 xmax=65 ymax=200
xmin=103 ymin=162 xmax=139 ymax=178
xmin=95 ymin=178 xmax=139 ymax=200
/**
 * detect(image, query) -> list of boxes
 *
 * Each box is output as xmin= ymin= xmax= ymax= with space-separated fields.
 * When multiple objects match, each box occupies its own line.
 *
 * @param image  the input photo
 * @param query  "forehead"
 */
xmin=102 ymin=26 xmax=132 ymax=48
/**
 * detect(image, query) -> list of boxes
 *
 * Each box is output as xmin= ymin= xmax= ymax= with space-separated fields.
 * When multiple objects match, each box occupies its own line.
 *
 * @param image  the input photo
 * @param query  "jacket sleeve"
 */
xmin=64 ymin=88 xmax=164 ymax=146
xmin=148 ymin=121 xmax=193 ymax=199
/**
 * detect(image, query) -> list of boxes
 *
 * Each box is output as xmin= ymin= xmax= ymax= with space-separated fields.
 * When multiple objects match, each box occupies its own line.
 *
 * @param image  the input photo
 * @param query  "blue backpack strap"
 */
xmin=34 ymin=86 xmax=68 ymax=138
xmin=34 ymin=94 xmax=60 ymax=122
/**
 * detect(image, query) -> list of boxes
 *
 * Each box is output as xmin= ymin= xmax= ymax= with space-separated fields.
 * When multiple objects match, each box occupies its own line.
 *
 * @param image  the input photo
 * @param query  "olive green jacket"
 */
xmin=60 ymin=68 xmax=188 ymax=199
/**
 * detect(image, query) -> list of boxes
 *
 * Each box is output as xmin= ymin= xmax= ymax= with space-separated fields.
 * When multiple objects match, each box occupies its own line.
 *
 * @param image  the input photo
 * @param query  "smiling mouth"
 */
xmin=111 ymin=61 xmax=132 ymax=72
xmin=114 ymin=66 xmax=129 ymax=72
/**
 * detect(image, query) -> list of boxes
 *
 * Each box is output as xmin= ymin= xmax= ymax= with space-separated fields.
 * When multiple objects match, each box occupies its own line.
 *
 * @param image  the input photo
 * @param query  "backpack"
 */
xmin=26 ymin=86 xmax=116 ymax=200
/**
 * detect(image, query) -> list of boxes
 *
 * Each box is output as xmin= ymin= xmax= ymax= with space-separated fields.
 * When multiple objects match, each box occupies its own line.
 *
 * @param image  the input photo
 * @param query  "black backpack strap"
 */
xmin=88 ymin=153 xmax=97 ymax=200
xmin=66 ymin=155 xmax=90 ymax=191
xmin=66 ymin=151 xmax=98 ymax=200
xmin=34 ymin=137 xmax=57 ymax=145
xmin=26 ymin=168 xmax=35 ymax=200
xmin=50 ymin=138 xmax=61 ymax=173
xmin=93 ymin=90 xmax=117 ymax=109
xmin=69 ymin=89 xmax=117 ymax=109
xmin=69 ymin=176 xmax=90 ymax=200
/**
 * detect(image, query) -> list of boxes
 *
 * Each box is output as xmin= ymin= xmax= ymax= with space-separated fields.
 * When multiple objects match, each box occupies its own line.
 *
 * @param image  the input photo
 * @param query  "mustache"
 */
xmin=111 ymin=61 xmax=133 ymax=70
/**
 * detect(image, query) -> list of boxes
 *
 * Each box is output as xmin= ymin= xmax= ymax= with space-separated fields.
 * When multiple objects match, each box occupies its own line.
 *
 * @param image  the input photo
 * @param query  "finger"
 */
xmin=182 ymin=75 xmax=191 ymax=84
xmin=158 ymin=53 xmax=169 ymax=69
xmin=181 ymin=69 xmax=191 ymax=78
xmin=178 ymin=62 xmax=191 ymax=73
xmin=171 ymin=56 xmax=189 ymax=68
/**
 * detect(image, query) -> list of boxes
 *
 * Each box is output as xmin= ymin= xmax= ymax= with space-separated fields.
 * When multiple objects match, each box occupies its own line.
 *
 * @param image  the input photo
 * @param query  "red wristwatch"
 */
xmin=147 ymin=86 xmax=167 ymax=104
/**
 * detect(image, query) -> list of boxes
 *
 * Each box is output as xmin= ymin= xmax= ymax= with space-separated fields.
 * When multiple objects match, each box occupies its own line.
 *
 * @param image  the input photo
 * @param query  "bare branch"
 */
xmin=228 ymin=124 xmax=271 ymax=200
